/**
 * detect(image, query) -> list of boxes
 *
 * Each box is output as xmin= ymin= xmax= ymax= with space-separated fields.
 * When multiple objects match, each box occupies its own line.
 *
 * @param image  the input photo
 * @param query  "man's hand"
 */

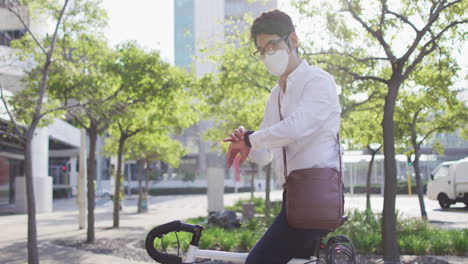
xmin=223 ymin=126 xmax=246 ymax=143
xmin=226 ymin=139 xmax=250 ymax=168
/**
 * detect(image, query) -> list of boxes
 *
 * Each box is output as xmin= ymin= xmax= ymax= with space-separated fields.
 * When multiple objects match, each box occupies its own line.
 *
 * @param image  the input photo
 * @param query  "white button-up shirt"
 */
xmin=248 ymin=60 xmax=342 ymax=186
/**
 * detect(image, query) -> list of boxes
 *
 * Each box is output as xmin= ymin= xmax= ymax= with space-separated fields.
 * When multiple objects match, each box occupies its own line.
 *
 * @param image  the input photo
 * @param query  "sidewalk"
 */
xmin=0 ymin=192 xmax=467 ymax=264
xmin=0 ymin=191 xmax=281 ymax=264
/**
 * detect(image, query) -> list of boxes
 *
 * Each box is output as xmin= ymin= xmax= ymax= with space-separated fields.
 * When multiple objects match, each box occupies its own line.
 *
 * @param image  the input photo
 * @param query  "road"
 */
xmin=54 ymin=191 xmax=468 ymax=230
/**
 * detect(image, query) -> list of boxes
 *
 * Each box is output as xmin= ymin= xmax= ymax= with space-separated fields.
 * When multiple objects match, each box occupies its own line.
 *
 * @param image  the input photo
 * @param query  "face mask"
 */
xmin=262 ymin=49 xmax=289 ymax=77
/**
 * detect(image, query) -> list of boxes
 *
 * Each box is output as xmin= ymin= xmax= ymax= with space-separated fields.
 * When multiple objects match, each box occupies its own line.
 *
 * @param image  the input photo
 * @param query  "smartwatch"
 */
xmin=244 ymin=130 xmax=255 ymax=148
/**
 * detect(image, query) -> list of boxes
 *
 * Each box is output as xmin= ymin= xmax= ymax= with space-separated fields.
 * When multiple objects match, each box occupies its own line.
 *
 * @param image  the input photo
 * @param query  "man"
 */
xmin=224 ymin=9 xmax=342 ymax=263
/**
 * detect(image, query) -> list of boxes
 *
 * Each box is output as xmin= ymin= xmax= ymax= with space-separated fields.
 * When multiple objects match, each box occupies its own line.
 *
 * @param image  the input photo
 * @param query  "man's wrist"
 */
xmin=244 ymin=130 xmax=255 ymax=148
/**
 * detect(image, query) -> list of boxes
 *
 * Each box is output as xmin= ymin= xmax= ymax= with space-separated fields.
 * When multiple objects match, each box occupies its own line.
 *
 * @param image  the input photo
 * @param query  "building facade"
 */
xmin=170 ymin=0 xmax=277 ymax=190
xmin=0 ymin=3 xmax=111 ymax=213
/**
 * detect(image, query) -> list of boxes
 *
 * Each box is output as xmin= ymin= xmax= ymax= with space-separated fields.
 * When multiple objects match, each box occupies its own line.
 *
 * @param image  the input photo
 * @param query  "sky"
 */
xmin=101 ymin=0 xmax=466 ymax=99
xmin=101 ymin=0 xmax=174 ymax=62
xmin=101 ymin=0 xmax=297 ymax=64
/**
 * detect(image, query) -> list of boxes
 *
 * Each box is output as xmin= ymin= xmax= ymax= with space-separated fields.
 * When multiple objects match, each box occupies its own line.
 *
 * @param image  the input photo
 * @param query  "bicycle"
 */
xmin=145 ymin=216 xmax=356 ymax=264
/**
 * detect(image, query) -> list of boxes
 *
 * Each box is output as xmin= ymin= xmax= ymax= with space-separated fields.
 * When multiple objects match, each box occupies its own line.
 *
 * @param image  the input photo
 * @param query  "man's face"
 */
xmin=254 ymin=33 xmax=290 ymax=60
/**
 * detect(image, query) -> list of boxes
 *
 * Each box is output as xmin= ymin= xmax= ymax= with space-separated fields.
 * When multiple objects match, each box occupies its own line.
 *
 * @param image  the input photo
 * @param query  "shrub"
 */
xmin=153 ymin=199 xmax=468 ymax=256
xmin=449 ymin=229 xmax=468 ymax=256
xmin=329 ymin=209 xmax=468 ymax=256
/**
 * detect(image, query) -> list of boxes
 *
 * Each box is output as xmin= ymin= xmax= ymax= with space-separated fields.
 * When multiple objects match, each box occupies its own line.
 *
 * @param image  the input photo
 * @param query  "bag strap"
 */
xmin=277 ymin=92 xmax=288 ymax=179
xmin=277 ymin=90 xmax=342 ymax=180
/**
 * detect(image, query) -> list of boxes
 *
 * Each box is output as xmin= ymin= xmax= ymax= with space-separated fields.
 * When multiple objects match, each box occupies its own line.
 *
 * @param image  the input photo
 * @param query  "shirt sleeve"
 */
xmin=249 ymin=76 xmax=339 ymax=149
xmin=247 ymin=92 xmax=274 ymax=166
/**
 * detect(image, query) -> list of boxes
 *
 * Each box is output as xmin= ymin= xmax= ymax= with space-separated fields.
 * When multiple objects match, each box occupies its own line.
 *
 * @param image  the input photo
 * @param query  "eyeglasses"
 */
xmin=251 ymin=35 xmax=289 ymax=61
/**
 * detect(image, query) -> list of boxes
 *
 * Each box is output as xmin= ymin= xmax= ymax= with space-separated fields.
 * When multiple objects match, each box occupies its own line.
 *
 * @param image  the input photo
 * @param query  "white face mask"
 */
xmin=262 ymin=49 xmax=289 ymax=77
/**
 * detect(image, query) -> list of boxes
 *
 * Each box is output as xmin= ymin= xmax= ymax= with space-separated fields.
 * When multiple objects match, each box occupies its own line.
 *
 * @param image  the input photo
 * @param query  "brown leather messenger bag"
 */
xmin=278 ymin=92 xmax=344 ymax=230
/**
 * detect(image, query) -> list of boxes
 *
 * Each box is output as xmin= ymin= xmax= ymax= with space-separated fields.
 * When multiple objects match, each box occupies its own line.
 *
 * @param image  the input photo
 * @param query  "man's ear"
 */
xmin=289 ymin=32 xmax=299 ymax=52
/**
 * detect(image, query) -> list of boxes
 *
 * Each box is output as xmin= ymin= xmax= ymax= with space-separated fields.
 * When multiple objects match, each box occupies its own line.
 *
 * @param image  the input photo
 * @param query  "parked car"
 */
xmin=427 ymin=158 xmax=468 ymax=209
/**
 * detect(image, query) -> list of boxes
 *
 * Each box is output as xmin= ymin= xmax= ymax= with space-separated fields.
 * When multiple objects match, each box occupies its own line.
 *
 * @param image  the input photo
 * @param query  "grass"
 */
xmin=152 ymin=197 xmax=468 ymax=256
xmin=225 ymin=196 xmax=270 ymax=214
xmin=152 ymin=217 xmax=266 ymax=253
xmin=331 ymin=209 xmax=468 ymax=256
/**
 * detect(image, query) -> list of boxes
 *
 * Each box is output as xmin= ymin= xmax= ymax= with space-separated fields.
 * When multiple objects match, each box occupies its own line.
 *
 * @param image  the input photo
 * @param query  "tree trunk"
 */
xmin=25 ymin=131 xmax=39 ymax=264
xmin=137 ymin=159 xmax=144 ymax=213
xmin=366 ymin=148 xmax=376 ymax=212
xmin=412 ymin=135 xmax=427 ymax=220
xmin=264 ymin=163 xmax=271 ymax=218
xmin=145 ymin=162 xmax=150 ymax=200
xmin=250 ymin=163 xmax=255 ymax=200
xmin=382 ymin=84 xmax=400 ymax=263
xmin=113 ymin=135 xmax=126 ymax=228
xmin=86 ymin=124 xmax=97 ymax=243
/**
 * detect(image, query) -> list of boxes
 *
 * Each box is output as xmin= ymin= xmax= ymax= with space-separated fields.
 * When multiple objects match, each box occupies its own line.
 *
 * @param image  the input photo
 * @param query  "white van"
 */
xmin=427 ymin=158 xmax=468 ymax=209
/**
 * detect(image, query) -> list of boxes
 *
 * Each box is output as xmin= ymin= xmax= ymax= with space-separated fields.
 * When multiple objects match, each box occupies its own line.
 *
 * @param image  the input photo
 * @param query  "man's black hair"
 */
xmin=250 ymin=9 xmax=297 ymax=52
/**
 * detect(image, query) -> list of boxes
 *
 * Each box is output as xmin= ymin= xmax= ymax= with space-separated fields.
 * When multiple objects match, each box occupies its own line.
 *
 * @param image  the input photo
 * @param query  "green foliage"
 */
xmin=197 ymin=15 xmax=275 ymax=152
xmin=225 ymin=196 xmax=282 ymax=220
xmin=331 ymin=209 xmax=468 ymax=256
xmin=394 ymin=52 xmax=468 ymax=155
xmin=151 ymin=216 xmax=267 ymax=253
xmin=225 ymin=196 xmax=265 ymax=214
xmin=290 ymin=1 xmax=467 ymax=258
xmin=290 ymin=0 xmax=468 ymax=153
xmin=6 ymin=0 xmax=108 ymax=128
xmin=152 ymin=205 xmax=468 ymax=256
xmin=102 ymin=42 xmax=201 ymax=168
xmin=341 ymin=95 xmax=384 ymax=151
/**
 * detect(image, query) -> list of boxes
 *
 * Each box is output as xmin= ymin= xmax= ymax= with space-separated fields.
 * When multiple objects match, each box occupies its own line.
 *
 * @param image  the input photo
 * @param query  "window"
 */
xmin=0 ymin=0 xmax=14 ymax=8
xmin=433 ymin=165 xmax=449 ymax=180
xmin=174 ymin=0 xmax=194 ymax=67
xmin=0 ymin=30 xmax=26 ymax=46
xmin=49 ymin=157 xmax=69 ymax=185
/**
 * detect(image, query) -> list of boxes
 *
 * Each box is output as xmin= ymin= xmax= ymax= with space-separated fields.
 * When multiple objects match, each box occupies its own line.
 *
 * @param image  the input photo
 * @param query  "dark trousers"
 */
xmin=245 ymin=191 xmax=328 ymax=264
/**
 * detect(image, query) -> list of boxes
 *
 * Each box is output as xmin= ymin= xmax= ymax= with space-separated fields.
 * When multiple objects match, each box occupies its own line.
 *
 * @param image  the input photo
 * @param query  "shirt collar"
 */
xmin=277 ymin=59 xmax=309 ymax=94
xmin=287 ymin=59 xmax=309 ymax=83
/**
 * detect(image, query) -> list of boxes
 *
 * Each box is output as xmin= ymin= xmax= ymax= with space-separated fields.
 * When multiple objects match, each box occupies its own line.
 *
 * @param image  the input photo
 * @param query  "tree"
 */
xmin=1 ymin=1 xmax=106 ymax=262
xmin=395 ymin=69 xmax=468 ymax=219
xmin=46 ymin=34 xmax=123 ymax=243
xmin=112 ymin=132 xmax=186 ymax=213
xmin=104 ymin=43 xmax=199 ymax=227
xmin=341 ymin=98 xmax=383 ymax=211
xmin=199 ymin=17 xmax=276 ymax=211
xmin=292 ymin=0 xmax=467 ymax=261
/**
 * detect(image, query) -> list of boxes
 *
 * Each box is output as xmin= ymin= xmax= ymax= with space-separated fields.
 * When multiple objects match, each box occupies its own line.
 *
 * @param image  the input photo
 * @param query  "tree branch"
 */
xmin=304 ymin=50 xmax=389 ymax=63
xmin=418 ymin=126 xmax=447 ymax=146
xmin=48 ymin=0 xmax=70 ymax=59
xmin=7 ymin=4 xmax=47 ymax=55
xmin=379 ymin=0 xmax=387 ymax=32
xmin=0 ymin=130 xmax=25 ymax=142
xmin=341 ymin=91 xmax=379 ymax=118
xmin=412 ymin=108 xmax=423 ymax=127
xmin=342 ymin=0 xmax=396 ymax=61
xmin=128 ymin=128 xmax=144 ymax=138
xmin=386 ymin=9 xmax=418 ymax=32
xmin=367 ymin=144 xmax=382 ymax=154
xmin=403 ymin=18 xmax=468 ymax=79
xmin=336 ymin=65 xmax=389 ymax=84
xmin=244 ymin=73 xmax=272 ymax=93
xmin=38 ymin=101 xmax=85 ymax=120
xmin=68 ymin=111 xmax=87 ymax=129
xmin=399 ymin=0 xmax=463 ymax=65
xmin=31 ymin=0 xmax=70 ymax=129
xmin=0 ymin=84 xmax=24 ymax=140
